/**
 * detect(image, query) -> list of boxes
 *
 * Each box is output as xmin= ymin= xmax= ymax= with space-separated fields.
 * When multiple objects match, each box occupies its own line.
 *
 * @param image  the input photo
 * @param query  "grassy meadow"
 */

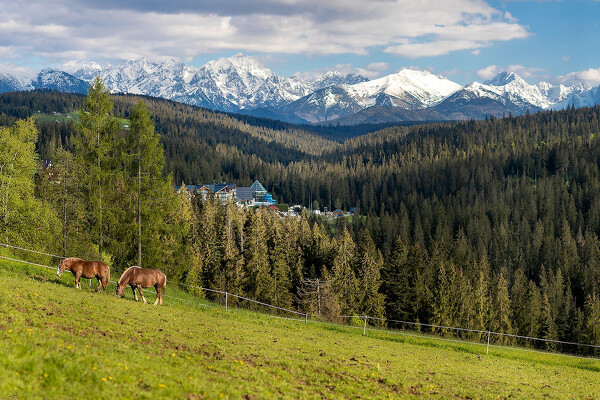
xmin=0 ymin=257 xmax=599 ymax=399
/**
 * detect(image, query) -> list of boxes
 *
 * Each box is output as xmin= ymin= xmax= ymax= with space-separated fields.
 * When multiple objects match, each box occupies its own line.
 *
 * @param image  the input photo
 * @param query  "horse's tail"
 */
xmin=106 ymin=265 xmax=111 ymax=287
xmin=163 ymin=273 xmax=167 ymax=294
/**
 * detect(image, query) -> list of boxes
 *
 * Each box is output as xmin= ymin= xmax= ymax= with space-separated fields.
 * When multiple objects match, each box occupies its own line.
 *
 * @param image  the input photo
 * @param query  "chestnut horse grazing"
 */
xmin=57 ymin=257 xmax=111 ymax=291
xmin=115 ymin=266 xmax=166 ymax=305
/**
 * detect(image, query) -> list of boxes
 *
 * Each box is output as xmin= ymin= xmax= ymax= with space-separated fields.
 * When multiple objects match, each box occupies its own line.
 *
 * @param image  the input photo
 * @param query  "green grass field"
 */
xmin=1 ymin=257 xmax=599 ymax=399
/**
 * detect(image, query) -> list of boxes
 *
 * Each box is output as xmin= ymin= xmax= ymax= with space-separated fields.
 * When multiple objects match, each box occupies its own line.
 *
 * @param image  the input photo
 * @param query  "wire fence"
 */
xmin=1 ymin=242 xmax=600 ymax=360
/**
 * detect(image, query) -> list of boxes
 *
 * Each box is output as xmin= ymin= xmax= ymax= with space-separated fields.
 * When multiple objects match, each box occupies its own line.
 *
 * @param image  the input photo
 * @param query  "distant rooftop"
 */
xmin=250 ymin=180 xmax=267 ymax=193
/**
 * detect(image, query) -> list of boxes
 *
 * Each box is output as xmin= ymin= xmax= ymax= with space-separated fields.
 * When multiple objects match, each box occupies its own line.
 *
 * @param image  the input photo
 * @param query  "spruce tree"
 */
xmin=222 ymin=201 xmax=244 ymax=298
xmin=381 ymin=236 xmax=414 ymax=321
xmin=331 ymin=227 xmax=359 ymax=315
xmin=525 ymin=280 xmax=542 ymax=343
xmin=539 ymin=294 xmax=559 ymax=350
xmin=269 ymin=222 xmax=293 ymax=308
xmin=492 ymin=271 xmax=513 ymax=343
xmin=357 ymin=231 xmax=385 ymax=320
xmin=244 ymin=208 xmax=274 ymax=304
xmin=74 ymin=77 xmax=119 ymax=259
xmin=584 ymin=292 xmax=600 ymax=355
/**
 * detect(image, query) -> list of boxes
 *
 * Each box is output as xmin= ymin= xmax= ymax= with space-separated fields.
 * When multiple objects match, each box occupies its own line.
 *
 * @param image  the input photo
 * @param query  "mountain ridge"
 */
xmin=0 ymin=54 xmax=597 ymax=125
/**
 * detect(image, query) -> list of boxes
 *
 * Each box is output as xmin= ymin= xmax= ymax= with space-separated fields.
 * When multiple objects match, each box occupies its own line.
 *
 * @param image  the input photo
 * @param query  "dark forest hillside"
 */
xmin=2 ymin=90 xmax=600 ymax=353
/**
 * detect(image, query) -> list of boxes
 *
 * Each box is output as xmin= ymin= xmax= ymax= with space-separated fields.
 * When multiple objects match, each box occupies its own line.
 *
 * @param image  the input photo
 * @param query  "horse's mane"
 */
xmin=118 ymin=266 xmax=141 ymax=285
xmin=64 ymin=257 xmax=83 ymax=263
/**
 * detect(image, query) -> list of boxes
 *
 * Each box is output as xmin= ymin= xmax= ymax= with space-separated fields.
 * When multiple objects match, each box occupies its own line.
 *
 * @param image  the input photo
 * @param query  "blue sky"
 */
xmin=0 ymin=0 xmax=598 ymax=86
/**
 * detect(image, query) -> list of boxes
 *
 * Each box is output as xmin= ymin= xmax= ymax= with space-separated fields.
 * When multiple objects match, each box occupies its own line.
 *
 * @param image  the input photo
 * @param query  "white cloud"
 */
xmin=384 ymin=20 xmax=528 ymax=58
xmin=356 ymin=62 xmax=390 ymax=78
xmin=477 ymin=64 xmax=546 ymax=81
xmin=558 ymin=68 xmax=600 ymax=87
xmin=0 ymin=0 xmax=529 ymax=65
xmin=0 ymin=63 xmax=37 ymax=81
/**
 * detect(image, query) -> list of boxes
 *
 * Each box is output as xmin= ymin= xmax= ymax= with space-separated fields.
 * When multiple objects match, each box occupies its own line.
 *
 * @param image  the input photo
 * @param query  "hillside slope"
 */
xmin=1 ymin=259 xmax=598 ymax=399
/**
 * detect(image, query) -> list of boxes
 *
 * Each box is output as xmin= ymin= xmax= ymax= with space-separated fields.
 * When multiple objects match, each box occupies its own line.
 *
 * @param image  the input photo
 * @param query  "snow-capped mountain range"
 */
xmin=0 ymin=54 xmax=598 ymax=125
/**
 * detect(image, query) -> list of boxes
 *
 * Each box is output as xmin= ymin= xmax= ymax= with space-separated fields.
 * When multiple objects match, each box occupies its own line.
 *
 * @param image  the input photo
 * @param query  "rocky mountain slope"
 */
xmin=1 ymin=54 xmax=597 ymax=124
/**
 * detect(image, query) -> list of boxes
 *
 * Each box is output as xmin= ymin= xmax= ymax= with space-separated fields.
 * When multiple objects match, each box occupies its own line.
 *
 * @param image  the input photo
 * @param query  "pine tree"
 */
xmin=525 ymin=280 xmax=542 ymax=343
xmin=491 ymin=271 xmax=513 ymax=343
xmin=222 ymin=201 xmax=244 ymax=298
xmin=510 ymin=268 xmax=528 ymax=336
xmin=430 ymin=242 xmax=453 ymax=333
xmin=198 ymin=198 xmax=223 ymax=292
xmin=381 ymin=236 xmax=414 ymax=321
xmin=357 ymin=231 xmax=385 ymax=320
xmin=539 ymin=294 xmax=559 ymax=350
xmin=331 ymin=227 xmax=359 ymax=315
xmin=584 ymin=292 xmax=600 ymax=355
xmin=74 ymin=77 xmax=119 ymax=259
xmin=112 ymin=100 xmax=177 ymax=271
xmin=244 ymin=208 xmax=274 ymax=304
xmin=269 ymin=221 xmax=293 ymax=308
xmin=473 ymin=270 xmax=490 ymax=339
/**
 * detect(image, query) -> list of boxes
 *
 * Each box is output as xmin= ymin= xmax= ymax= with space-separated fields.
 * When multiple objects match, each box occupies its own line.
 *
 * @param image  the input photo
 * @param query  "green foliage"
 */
xmin=331 ymin=227 xmax=359 ymax=315
xmin=0 ymin=118 xmax=60 ymax=259
xmin=584 ymin=292 xmax=600 ymax=355
xmin=4 ymin=90 xmax=600 ymax=350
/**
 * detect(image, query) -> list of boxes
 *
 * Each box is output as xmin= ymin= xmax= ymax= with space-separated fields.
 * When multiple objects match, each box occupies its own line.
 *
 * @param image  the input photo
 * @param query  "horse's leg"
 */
xmin=95 ymin=275 xmax=102 ymax=292
xmin=153 ymin=286 xmax=159 ymax=305
xmin=138 ymin=287 xmax=147 ymax=304
xmin=131 ymin=284 xmax=138 ymax=301
xmin=160 ymin=286 xmax=164 ymax=305
xmin=75 ymin=273 xmax=81 ymax=289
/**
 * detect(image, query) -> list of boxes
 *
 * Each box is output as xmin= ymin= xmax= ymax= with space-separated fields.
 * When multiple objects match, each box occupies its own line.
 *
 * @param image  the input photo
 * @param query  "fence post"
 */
xmin=225 ymin=292 xmax=228 ymax=311
xmin=305 ymin=313 xmax=308 ymax=325
xmin=89 ymin=279 xmax=91 ymax=288
xmin=487 ymin=331 xmax=491 ymax=355
xmin=363 ymin=316 xmax=367 ymax=336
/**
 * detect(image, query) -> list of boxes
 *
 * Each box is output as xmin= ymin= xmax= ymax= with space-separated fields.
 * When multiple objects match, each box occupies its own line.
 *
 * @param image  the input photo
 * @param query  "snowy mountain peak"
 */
xmin=485 ymin=71 xmax=522 ymax=86
xmin=3 ymin=55 xmax=599 ymax=125
xmin=347 ymin=68 xmax=461 ymax=109
xmin=203 ymin=53 xmax=271 ymax=79
xmin=312 ymin=71 xmax=368 ymax=89
xmin=74 ymin=62 xmax=104 ymax=81
xmin=33 ymin=68 xmax=89 ymax=94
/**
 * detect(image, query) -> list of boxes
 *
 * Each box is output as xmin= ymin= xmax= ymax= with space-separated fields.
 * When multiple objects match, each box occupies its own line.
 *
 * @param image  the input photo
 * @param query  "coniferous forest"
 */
xmin=1 ymin=88 xmax=600 ymax=354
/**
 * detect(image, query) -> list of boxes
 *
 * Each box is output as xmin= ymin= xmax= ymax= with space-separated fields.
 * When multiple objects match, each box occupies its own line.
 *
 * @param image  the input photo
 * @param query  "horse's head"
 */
xmin=115 ymin=282 xmax=124 ymax=297
xmin=56 ymin=259 xmax=67 ymax=276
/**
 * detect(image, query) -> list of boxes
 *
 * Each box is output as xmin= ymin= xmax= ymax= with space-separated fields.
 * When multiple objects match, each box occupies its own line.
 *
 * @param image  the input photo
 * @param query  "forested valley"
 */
xmin=1 ymin=88 xmax=600 ymax=354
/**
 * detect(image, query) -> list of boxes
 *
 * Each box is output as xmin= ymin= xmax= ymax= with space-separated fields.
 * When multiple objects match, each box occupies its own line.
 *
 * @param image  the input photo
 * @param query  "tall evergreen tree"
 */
xmin=74 ymin=77 xmax=119 ymax=259
xmin=584 ymin=292 xmax=600 ymax=355
xmin=381 ymin=236 xmax=414 ymax=321
xmin=491 ymin=271 xmax=513 ymax=343
xmin=244 ymin=208 xmax=274 ymax=304
xmin=222 ymin=201 xmax=244 ymax=297
xmin=269 ymin=222 xmax=293 ymax=308
xmin=357 ymin=231 xmax=385 ymax=319
xmin=539 ymin=294 xmax=559 ymax=350
xmin=331 ymin=227 xmax=359 ymax=315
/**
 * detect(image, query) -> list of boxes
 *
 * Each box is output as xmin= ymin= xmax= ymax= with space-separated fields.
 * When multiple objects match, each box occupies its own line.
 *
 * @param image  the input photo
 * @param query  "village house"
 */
xmin=175 ymin=180 xmax=276 ymax=207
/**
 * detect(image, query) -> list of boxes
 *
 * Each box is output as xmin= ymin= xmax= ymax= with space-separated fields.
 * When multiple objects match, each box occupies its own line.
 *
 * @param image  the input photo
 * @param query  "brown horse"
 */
xmin=57 ymin=257 xmax=111 ymax=291
xmin=115 ymin=266 xmax=166 ymax=305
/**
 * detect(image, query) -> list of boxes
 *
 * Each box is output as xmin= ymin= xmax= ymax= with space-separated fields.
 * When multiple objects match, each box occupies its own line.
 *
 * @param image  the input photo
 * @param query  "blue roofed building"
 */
xmin=176 ymin=180 xmax=276 ymax=207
